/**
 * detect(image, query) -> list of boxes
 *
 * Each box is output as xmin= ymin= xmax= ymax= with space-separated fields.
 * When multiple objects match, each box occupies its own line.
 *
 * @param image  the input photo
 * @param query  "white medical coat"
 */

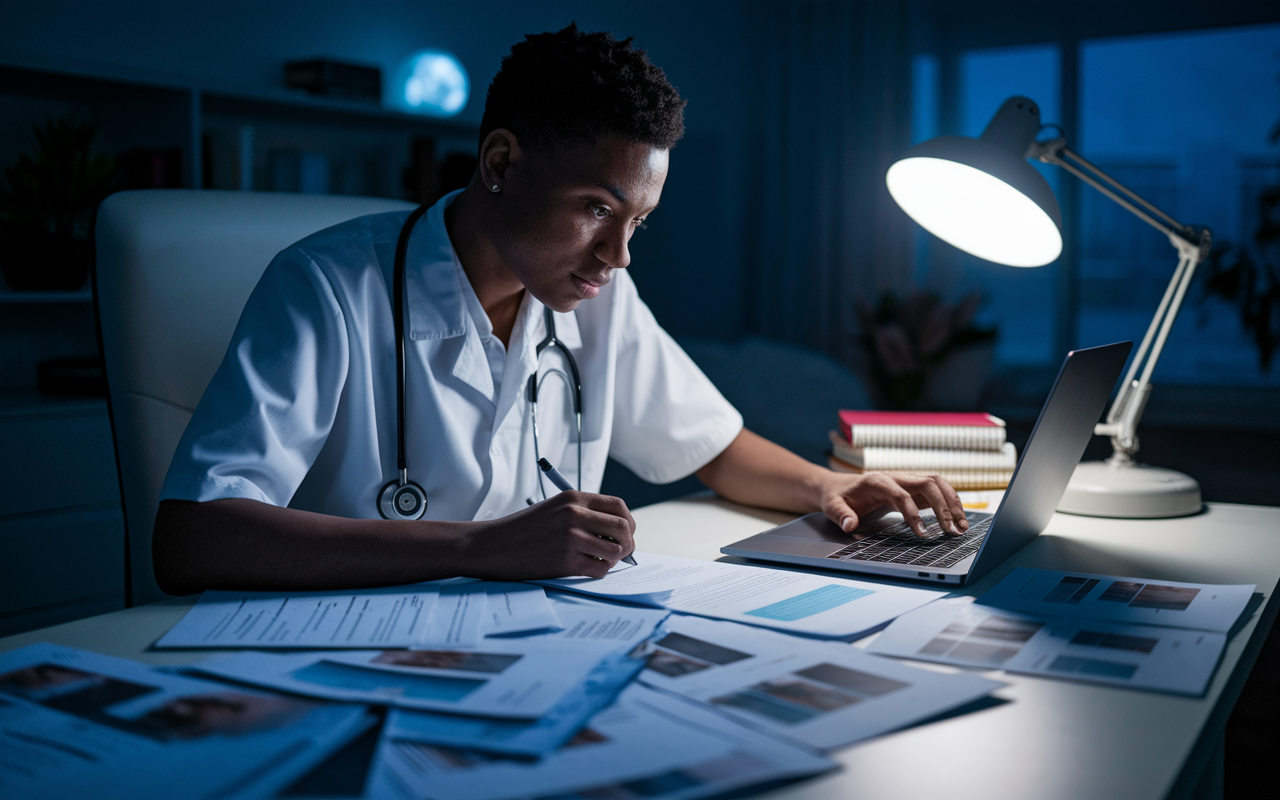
xmin=160 ymin=191 xmax=743 ymax=522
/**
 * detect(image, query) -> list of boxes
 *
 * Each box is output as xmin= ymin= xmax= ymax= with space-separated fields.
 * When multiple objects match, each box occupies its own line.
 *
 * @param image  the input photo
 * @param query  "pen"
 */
xmin=538 ymin=458 xmax=638 ymax=566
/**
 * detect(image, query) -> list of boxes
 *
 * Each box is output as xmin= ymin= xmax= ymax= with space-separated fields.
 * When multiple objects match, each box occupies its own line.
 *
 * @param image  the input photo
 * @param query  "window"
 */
xmin=912 ymin=22 xmax=1280 ymax=392
xmin=911 ymin=53 xmax=939 ymax=146
xmin=913 ymin=44 xmax=1062 ymax=367
xmin=1078 ymin=23 xmax=1280 ymax=386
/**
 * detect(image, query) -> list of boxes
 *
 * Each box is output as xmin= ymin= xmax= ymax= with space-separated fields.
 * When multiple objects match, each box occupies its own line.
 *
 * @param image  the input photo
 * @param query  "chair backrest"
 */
xmin=95 ymin=190 xmax=415 ymax=604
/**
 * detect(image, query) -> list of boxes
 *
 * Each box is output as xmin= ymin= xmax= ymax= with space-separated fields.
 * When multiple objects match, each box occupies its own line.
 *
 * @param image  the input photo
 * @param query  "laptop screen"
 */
xmin=965 ymin=341 xmax=1131 ymax=581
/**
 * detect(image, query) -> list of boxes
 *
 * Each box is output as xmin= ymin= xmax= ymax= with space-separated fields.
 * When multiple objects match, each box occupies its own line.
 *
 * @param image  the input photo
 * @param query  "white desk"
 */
xmin=3 ymin=497 xmax=1278 ymax=800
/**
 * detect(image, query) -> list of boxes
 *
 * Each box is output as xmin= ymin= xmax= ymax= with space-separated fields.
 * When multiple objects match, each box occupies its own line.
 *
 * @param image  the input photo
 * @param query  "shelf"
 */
xmin=0 ymin=55 xmax=476 ymax=136
xmin=202 ymin=87 xmax=475 ymax=134
xmin=0 ymin=391 xmax=106 ymax=419
xmin=0 ymin=289 xmax=92 ymax=303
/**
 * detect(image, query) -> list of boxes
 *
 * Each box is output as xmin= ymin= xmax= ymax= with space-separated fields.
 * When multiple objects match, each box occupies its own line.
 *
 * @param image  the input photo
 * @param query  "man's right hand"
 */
xmin=459 ymin=491 xmax=636 ymax=580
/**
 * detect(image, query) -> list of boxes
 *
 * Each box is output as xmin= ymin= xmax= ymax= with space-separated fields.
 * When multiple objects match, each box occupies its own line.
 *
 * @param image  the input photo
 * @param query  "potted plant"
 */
xmin=853 ymin=290 xmax=998 ymax=410
xmin=0 ymin=117 xmax=116 ymax=291
xmin=1194 ymin=122 xmax=1280 ymax=373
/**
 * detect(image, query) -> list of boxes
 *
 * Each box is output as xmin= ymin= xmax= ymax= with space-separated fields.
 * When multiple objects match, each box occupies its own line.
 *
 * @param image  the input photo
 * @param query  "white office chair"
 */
xmin=95 ymin=190 xmax=415 ymax=605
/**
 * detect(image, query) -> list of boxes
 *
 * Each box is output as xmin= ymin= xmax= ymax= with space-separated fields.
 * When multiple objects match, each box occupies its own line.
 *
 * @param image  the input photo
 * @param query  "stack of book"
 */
xmin=827 ymin=410 xmax=1016 ymax=490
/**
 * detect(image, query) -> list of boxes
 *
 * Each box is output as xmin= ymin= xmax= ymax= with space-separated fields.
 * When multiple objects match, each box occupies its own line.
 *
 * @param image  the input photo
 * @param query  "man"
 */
xmin=153 ymin=24 xmax=966 ymax=595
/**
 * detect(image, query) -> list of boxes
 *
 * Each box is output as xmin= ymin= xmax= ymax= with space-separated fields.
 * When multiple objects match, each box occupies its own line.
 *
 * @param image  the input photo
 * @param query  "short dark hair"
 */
xmin=479 ymin=23 xmax=686 ymax=154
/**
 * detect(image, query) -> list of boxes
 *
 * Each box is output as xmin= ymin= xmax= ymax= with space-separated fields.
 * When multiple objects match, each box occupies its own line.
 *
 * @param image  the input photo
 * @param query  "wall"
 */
xmin=0 ymin=0 xmax=758 ymax=341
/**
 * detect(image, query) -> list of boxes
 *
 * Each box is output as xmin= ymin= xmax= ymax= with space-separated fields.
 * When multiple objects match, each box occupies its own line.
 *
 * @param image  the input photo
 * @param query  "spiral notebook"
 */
xmin=837 ymin=410 xmax=1007 ymax=451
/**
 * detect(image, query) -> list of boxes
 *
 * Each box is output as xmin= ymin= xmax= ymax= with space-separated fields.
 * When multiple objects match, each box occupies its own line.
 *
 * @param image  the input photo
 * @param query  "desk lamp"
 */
xmin=885 ymin=96 xmax=1206 ymax=518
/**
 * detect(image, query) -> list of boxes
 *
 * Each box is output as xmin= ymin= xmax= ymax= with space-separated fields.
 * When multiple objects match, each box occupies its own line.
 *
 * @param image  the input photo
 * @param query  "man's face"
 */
xmin=495 ymin=135 xmax=668 ymax=312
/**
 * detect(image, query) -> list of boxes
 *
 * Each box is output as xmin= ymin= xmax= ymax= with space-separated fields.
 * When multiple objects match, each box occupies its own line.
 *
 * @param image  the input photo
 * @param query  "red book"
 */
xmin=837 ymin=411 xmax=1006 ymax=451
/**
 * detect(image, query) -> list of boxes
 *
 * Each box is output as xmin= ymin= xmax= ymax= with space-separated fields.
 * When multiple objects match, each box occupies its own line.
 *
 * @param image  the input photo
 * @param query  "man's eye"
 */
xmin=590 ymin=205 xmax=611 ymax=218
xmin=634 ymin=218 xmax=648 ymax=230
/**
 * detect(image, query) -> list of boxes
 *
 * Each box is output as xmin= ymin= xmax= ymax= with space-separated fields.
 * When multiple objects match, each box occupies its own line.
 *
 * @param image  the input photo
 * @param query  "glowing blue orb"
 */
xmin=394 ymin=49 xmax=469 ymax=117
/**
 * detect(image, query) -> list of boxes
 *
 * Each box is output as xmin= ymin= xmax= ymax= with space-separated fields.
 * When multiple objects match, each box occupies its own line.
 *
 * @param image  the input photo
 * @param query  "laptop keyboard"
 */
xmin=825 ymin=515 xmax=992 ymax=569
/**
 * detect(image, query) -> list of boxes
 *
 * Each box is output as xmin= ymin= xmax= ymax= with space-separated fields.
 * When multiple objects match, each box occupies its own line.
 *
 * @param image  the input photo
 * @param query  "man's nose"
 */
xmin=596 ymin=225 xmax=631 ymax=270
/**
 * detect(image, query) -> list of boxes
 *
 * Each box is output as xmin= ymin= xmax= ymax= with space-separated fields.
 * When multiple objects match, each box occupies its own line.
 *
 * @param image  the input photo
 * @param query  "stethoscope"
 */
xmin=378 ymin=205 xmax=584 ymax=520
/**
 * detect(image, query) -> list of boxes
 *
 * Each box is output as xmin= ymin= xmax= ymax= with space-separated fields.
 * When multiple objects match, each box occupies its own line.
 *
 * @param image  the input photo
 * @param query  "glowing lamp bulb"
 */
xmin=887 ymin=156 xmax=1063 ymax=267
xmin=394 ymin=50 xmax=469 ymax=117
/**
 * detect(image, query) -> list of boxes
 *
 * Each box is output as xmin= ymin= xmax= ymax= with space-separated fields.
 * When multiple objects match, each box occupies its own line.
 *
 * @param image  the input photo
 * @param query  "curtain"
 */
xmin=742 ymin=0 xmax=915 ymax=362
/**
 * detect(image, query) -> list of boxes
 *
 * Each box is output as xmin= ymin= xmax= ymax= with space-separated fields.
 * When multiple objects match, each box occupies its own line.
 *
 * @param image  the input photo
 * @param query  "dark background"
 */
xmin=1 ymin=1 xmax=1277 ymax=796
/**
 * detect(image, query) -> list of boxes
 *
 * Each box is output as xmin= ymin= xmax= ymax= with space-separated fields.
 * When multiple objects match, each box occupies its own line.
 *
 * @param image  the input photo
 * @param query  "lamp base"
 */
xmin=1058 ymin=460 xmax=1201 ymax=519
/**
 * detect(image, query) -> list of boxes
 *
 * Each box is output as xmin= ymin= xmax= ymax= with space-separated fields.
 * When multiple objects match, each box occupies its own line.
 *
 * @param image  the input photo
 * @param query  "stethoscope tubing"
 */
xmin=389 ymin=204 xmax=584 ymax=514
xmin=393 ymin=204 xmax=432 ymax=480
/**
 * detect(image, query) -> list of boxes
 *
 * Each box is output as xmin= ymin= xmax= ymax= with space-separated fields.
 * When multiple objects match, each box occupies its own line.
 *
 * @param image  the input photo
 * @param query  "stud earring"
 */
xmin=490 ymin=184 xmax=500 ymax=193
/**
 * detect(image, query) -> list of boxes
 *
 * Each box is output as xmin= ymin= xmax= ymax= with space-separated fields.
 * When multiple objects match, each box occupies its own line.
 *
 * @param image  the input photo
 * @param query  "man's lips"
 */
xmin=570 ymin=272 xmax=610 ymax=298
xmin=571 ymin=272 xmax=610 ymax=288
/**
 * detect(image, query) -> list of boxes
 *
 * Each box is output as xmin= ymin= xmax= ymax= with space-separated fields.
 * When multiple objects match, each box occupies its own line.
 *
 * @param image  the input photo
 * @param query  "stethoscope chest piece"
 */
xmin=378 ymin=477 xmax=427 ymax=520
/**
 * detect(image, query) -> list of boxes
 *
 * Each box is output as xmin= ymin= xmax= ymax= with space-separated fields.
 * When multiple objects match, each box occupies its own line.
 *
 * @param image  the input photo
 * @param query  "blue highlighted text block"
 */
xmin=744 ymin=585 xmax=874 ymax=621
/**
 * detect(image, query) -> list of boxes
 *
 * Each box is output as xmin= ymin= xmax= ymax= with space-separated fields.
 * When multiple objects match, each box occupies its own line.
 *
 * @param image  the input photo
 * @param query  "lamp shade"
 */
xmin=886 ymin=98 xmax=1063 ymax=267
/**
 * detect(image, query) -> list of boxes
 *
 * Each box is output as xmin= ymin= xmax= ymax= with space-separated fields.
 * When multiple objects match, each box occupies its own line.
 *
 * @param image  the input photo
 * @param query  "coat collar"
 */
xmin=404 ymin=191 xmax=468 ymax=341
xmin=400 ymin=191 xmax=584 ymax=407
xmin=402 ymin=190 xmax=582 ymax=351
xmin=529 ymin=304 xmax=583 ymax=351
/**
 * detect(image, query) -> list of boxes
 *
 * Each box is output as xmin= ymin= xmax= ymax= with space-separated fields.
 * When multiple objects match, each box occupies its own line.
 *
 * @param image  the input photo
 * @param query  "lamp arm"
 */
xmin=1056 ymin=148 xmax=1189 ymax=234
xmin=1032 ymin=140 xmax=1211 ymax=458
xmin=1097 ymin=242 xmax=1200 ymax=456
xmin=1038 ymin=146 xmax=1191 ymax=241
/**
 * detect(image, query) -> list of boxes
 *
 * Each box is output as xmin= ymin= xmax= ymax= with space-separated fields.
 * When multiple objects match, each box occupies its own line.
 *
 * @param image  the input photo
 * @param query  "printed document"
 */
xmin=976 ymin=567 xmax=1255 ymax=632
xmin=155 ymin=581 xmax=559 ymax=649
xmin=640 ymin=615 xmax=1002 ymax=750
xmin=367 ymin=683 xmax=837 ymax=800
xmin=541 ymin=592 xmax=671 ymax=644
xmin=0 ymin=643 xmax=369 ymax=800
xmin=378 ymin=595 xmax=668 ymax=757
xmin=868 ymin=597 xmax=1226 ymax=695
xmin=191 ymin=636 xmax=645 ymax=718
xmin=536 ymin=552 xmax=946 ymax=638
xmin=422 ymin=583 xmax=487 ymax=647
xmin=384 ymin=640 xmax=649 ymax=757
xmin=482 ymin=582 xmax=562 ymax=637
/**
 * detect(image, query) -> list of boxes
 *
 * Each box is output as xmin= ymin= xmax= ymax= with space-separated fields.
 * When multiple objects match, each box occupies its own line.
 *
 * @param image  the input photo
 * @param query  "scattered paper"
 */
xmin=537 ymin=552 xmax=946 ymax=639
xmin=639 ymin=615 xmax=1003 ymax=750
xmin=420 ymin=583 xmax=487 ymax=647
xmin=155 ymin=585 xmax=444 ymax=649
xmin=0 ymin=643 xmax=369 ymax=800
xmin=155 ymin=581 xmax=559 ymax=650
xmin=977 ymin=567 xmax=1255 ymax=632
xmin=379 ymin=595 xmax=669 ymax=757
xmin=367 ymin=683 xmax=838 ymax=800
xmin=868 ymin=597 xmax=1226 ymax=696
xmin=540 ymin=592 xmax=671 ymax=643
xmin=384 ymin=640 xmax=649 ymax=757
xmin=482 ymin=583 xmax=562 ymax=637
xmin=191 ymin=637 xmax=643 ymax=719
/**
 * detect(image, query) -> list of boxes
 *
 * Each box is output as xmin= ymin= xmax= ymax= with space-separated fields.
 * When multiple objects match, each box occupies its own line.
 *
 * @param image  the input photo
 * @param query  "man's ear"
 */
xmin=478 ymin=129 xmax=521 ymax=191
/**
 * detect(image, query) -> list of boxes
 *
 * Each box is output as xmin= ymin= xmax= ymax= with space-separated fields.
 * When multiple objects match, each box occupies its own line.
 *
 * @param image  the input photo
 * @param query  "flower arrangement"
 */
xmin=854 ymin=290 xmax=998 ymax=410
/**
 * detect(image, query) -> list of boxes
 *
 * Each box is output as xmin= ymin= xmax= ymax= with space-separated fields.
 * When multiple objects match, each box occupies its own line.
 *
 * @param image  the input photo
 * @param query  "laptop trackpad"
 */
xmin=766 ymin=510 xmax=907 ymax=540
xmin=737 ymin=511 xmax=895 ymax=558
xmin=735 ymin=531 xmax=847 ymax=558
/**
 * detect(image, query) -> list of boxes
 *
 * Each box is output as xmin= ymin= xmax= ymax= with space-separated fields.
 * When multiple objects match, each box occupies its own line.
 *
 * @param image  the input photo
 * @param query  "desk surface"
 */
xmin=3 ymin=498 xmax=1279 ymax=800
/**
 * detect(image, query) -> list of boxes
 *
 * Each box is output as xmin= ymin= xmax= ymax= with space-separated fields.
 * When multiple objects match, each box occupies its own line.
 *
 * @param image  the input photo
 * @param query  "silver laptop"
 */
xmin=721 ymin=341 xmax=1133 ymax=586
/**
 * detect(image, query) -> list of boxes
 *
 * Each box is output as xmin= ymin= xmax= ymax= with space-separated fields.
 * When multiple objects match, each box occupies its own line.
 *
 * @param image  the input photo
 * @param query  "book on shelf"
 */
xmin=837 ymin=410 xmax=1007 ymax=451
xmin=828 ymin=431 xmax=1017 ymax=471
xmin=825 ymin=454 xmax=1014 ymax=491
